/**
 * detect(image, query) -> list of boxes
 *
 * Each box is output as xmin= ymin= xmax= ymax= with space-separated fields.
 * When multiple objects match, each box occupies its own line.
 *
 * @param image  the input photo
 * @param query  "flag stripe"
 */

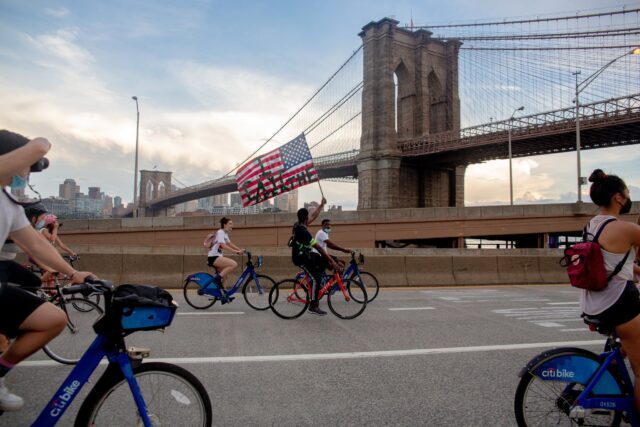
xmin=240 ymin=161 xmax=317 ymax=197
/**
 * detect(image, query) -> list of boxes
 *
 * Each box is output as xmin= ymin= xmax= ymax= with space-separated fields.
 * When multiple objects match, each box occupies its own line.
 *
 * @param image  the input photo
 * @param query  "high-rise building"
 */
xmin=114 ymin=196 xmax=123 ymax=208
xmin=274 ymin=189 xmax=298 ymax=212
xmin=213 ymin=194 xmax=228 ymax=206
xmin=59 ymin=179 xmax=80 ymax=199
xmin=230 ymin=192 xmax=242 ymax=207
xmin=88 ymin=187 xmax=101 ymax=200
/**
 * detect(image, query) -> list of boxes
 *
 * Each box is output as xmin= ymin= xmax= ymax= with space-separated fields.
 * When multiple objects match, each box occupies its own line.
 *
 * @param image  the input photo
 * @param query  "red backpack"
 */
xmin=560 ymin=218 xmax=630 ymax=291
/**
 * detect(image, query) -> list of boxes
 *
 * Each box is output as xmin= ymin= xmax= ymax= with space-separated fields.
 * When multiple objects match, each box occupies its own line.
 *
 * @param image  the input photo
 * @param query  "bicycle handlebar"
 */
xmin=62 ymin=279 xmax=113 ymax=296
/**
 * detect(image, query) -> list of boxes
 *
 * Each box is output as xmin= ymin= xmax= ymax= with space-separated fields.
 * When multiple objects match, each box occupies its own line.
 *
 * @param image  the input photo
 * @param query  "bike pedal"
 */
xmin=127 ymin=347 xmax=151 ymax=360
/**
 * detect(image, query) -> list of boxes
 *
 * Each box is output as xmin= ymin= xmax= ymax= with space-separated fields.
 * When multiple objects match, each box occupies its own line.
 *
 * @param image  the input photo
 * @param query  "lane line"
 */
xmin=177 ymin=312 xmax=245 ymax=316
xmin=547 ymin=302 xmax=580 ymax=305
xmin=534 ymin=322 xmax=565 ymax=327
xmin=20 ymin=340 xmax=605 ymax=367
xmin=388 ymin=307 xmax=435 ymax=311
xmin=562 ymin=328 xmax=589 ymax=332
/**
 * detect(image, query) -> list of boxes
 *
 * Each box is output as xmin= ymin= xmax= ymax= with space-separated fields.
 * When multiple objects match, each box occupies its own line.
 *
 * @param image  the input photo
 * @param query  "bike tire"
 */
xmin=350 ymin=271 xmax=379 ymax=302
xmin=75 ymin=362 xmax=212 ymax=427
xmin=514 ymin=349 xmax=624 ymax=427
xmin=242 ymin=274 xmax=275 ymax=311
xmin=269 ymin=279 xmax=309 ymax=319
xmin=327 ymin=279 xmax=367 ymax=319
xmin=71 ymin=293 xmax=101 ymax=312
xmin=183 ymin=280 xmax=216 ymax=309
xmin=42 ymin=297 xmax=104 ymax=365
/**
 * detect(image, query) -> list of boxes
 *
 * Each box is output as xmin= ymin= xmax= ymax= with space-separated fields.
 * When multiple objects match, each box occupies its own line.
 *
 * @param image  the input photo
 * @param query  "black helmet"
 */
xmin=24 ymin=202 xmax=48 ymax=220
xmin=0 ymin=130 xmax=49 ymax=172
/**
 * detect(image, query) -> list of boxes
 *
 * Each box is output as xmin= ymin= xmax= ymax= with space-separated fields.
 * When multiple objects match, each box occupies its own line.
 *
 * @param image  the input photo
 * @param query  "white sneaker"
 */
xmin=0 ymin=377 xmax=24 ymax=411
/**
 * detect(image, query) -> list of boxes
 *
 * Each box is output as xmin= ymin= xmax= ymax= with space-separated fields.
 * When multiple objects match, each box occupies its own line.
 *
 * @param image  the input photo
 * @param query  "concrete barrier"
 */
xmin=15 ymin=247 xmax=571 ymax=288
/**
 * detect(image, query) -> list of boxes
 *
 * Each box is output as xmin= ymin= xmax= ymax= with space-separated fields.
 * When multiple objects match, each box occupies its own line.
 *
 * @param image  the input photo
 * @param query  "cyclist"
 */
xmin=582 ymin=168 xmax=640 ymax=412
xmin=0 ymin=130 xmax=94 ymax=412
xmin=291 ymin=199 xmax=339 ymax=316
xmin=206 ymin=217 xmax=243 ymax=297
xmin=312 ymin=219 xmax=352 ymax=271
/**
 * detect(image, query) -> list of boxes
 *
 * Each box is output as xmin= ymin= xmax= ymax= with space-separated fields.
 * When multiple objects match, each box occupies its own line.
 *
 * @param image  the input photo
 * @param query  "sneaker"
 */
xmin=308 ymin=305 xmax=327 ymax=316
xmin=0 ymin=378 xmax=24 ymax=411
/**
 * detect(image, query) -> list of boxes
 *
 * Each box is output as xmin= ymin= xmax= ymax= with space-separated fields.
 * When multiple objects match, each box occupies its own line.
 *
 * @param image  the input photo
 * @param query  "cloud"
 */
xmin=44 ymin=7 xmax=70 ymax=18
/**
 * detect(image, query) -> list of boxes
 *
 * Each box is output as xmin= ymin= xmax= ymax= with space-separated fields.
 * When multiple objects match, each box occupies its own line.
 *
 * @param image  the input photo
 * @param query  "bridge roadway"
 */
xmin=5 ymin=285 xmax=605 ymax=426
xmin=60 ymin=202 xmax=639 ymax=250
xmin=145 ymin=95 xmax=640 ymax=211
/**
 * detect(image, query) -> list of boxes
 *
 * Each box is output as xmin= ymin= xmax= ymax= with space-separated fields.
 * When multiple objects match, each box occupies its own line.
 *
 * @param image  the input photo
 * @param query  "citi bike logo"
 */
xmin=541 ymin=367 xmax=575 ymax=379
xmin=49 ymin=380 xmax=81 ymax=417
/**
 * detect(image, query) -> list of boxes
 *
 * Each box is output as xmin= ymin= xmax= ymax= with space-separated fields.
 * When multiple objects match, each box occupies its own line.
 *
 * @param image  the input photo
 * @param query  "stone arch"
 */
xmin=146 ymin=181 xmax=154 ymax=202
xmin=394 ymin=61 xmax=415 ymax=140
xmin=139 ymin=170 xmax=173 ymax=206
xmin=158 ymin=181 xmax=167 ymax=197
xmin=428 ymin=69 xmax=446 ymax=134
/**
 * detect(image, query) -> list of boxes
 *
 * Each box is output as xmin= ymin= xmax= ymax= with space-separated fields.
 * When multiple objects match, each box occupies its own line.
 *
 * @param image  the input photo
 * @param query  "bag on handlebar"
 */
xmin=560 ymin=218 xmax=630 ymax=292
xmin=110 ymin=284 xmax=177 ymax=332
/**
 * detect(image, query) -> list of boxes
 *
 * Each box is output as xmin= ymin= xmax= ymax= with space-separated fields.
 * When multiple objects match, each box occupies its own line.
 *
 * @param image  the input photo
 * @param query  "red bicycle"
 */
xmin=269 ymin=269 xmax=367 ymax=319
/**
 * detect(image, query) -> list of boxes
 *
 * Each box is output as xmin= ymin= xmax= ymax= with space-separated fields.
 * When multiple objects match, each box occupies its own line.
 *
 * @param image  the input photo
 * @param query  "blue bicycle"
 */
xmin=1 ymin=279 xmax=212 ymax=426
xmin=183 ymin=251 xmax=275 ymax=310
xmin=294 ymin=251 xmax=379 ymax=302
xmin=515 ymin=315 xmax=638 ymax=426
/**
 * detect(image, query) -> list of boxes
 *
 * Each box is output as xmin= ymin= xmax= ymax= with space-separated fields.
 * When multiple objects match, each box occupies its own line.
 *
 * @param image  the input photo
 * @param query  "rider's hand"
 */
xmin=236 ymin=249 xmax=243 ymax=255
xmin=344 ymin=248 xmax=352 ymax=254
xmin=69 ymin=271 xmax=95 ymax=284
xmin=320 ymin=197 xmax=327 ymax=206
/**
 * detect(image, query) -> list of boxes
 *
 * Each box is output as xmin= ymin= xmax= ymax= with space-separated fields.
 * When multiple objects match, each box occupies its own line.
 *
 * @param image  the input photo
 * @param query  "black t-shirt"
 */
xmin=291 ymin=222 xmax=313 ymax=266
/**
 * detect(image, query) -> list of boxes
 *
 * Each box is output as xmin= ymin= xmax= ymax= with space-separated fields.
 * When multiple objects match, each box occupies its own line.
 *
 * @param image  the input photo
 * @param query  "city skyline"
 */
xmin=1 ymin=1 xmax=638 ymax=210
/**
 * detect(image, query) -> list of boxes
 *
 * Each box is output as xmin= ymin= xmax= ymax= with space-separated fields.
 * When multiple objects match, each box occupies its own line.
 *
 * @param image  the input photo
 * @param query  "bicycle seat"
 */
xmin=581 ymin=314 xmax=613 ymax=336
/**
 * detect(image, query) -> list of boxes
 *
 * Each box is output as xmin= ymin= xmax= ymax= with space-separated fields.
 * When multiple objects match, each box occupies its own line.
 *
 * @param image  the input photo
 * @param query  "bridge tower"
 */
xmin=358 ymin=18 xmax=464 ymax=209
xmin=138 ymin=170 xmax=172 ymax=216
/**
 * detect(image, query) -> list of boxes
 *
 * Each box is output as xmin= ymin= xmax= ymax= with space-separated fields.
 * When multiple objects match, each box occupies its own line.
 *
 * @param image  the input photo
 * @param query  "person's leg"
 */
xmin=616 ymin=315 xmax=640 ymax=412
xmin=213 ymin=256 xmax=238 ymax=288
xmin=7 ymin=261 xmax=41 ymax=294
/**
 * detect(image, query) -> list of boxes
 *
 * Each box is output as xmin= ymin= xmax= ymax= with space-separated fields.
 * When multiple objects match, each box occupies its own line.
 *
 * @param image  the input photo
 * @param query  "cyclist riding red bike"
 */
xmin=290 ymin=199 xmax=339 ymax=316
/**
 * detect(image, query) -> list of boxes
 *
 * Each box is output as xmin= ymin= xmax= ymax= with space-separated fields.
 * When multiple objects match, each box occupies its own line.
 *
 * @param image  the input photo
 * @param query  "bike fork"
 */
xmin=116 ymin=353 xmax=154 ymax=427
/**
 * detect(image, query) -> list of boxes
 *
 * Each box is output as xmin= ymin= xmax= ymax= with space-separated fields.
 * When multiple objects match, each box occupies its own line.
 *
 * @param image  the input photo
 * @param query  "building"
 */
xmin=273 ymin=189 xmax=298 ymax=212
xmin=88 ymin=187 xmax=101 ymax=200
xmin=59 ymin=179 xmax=80 ymax=200
xmin=229 ymin=193 xmax=242 ymax=207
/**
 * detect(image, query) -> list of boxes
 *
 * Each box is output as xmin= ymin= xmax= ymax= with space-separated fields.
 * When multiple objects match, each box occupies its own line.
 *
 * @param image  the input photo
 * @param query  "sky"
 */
xmin=0 ymin=0 xmax=638 ymax=209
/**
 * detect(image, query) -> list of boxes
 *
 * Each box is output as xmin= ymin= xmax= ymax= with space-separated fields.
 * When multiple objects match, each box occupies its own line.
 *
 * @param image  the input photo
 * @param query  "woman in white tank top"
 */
xmin=583 ymin=169 xmax=640 ymax=412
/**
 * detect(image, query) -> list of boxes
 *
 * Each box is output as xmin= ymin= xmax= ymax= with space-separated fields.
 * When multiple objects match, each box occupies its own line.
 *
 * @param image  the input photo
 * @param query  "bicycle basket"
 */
xmin=112 ymin=284 xmax=177 ymax=332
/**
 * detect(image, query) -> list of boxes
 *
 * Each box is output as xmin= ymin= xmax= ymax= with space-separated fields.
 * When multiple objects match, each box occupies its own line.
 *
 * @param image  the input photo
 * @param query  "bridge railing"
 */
xmin=398 ymin=94 xmax=640 ymax=155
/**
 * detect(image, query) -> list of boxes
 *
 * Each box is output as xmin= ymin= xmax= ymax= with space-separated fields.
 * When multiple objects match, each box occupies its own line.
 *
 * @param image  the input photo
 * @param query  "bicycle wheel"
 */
xmin=71 ymin=293 xmax=101 ymax=312
xmin=350 ymin=271 xmax=379 ymax=302
xmin=242 ymin=274 xmax=275 ymax=310
xmin=327 ymin=279 xmax=367 ymax=319
xmin=514 ymin=350 xmax=624 ymax=427
xmin=75 ymin=362 xmax=212 ymax=427
xmin=43 ymin=297 xmax=103 ymax=365
xmin=269 ymin=279 xmax=309 ymax=319
xmin=183 ymin=280 xmax=216 ymax=309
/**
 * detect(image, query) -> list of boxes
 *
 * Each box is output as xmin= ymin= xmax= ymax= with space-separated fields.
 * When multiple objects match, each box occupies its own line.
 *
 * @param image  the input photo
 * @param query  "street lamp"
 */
xmin=132 ymin=96 xmax=140 ymax=217
xmin=508 ymin=106 xmax=525 ymax=205
xmin=573 ymin=47 xmax=640 ymax=202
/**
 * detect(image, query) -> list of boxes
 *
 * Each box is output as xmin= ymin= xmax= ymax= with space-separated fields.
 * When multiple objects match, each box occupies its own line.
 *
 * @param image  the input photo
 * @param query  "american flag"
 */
xmin=235 ymin=133 xmax=319 ymax=207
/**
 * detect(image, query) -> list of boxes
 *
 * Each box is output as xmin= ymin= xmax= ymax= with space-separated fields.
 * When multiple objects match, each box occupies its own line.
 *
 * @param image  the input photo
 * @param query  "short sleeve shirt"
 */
xmin=311 ymin=229 xmax=329 ymax=254
xmin=0 ymin=192 xmax=29 ymax=244
xmin=208 ymin=229 xmax=230 ymax=257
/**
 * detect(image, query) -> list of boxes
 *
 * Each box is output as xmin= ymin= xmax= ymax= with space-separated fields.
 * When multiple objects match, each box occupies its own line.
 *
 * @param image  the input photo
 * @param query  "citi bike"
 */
xmin=0 ymin=279 xmax=212 ymax=426
xmin=182 ymin=251 xmax=275 ymax=310
xmin=514 ymin=315 xmax=639 ymax=426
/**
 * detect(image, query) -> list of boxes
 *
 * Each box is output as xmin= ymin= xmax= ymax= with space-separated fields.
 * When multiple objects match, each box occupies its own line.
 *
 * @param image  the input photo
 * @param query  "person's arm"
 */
xmin=307 ymin=198 xmax=326 ymax=225
xmin=0 ymin=138 xmax=50 ymax=181
xmin=226 ymin=241 xmax=243 ymax=254
xmin=10 ymin=226 xmax=93 ymax=283
xmin=54 ymin=236 xmax=76 ymax=256
xmin=325 ymin=239 xmax=351 ymax=254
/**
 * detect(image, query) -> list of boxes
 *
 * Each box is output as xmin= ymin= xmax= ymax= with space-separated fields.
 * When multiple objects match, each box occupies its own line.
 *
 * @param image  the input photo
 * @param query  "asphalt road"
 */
xmin=2 ymin=285 xmax=609 ymax=426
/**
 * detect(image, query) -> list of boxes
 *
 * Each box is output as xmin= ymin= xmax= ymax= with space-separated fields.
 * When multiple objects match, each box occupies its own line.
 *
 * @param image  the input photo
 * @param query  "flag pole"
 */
xmin=317 ymin=180 xmax=325 ymax=201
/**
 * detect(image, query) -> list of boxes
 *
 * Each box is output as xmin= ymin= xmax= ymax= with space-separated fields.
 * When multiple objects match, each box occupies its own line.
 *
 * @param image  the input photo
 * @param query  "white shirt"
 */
xmin=207 ymin=229 xmax=230 ymax=257
xmin=0 ymin=192 xmax=29 ymax=264
xmin=311 ymin=229 xmax=330 ymax=254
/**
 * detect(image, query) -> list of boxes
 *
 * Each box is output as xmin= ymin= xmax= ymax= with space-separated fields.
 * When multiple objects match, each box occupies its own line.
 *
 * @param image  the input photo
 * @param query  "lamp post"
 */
xmin=573 ymin=47 xmax=640 ymax=202
xmin=132 ymin=96 xmax=140 ymax=217
xmin=508 ymin=106 xmax=525 ymax=205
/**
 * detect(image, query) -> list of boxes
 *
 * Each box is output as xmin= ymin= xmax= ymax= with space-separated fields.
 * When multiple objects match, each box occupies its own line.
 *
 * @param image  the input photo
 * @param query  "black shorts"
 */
xmin=0 ymin=283 xmax=46 ymax=338
xmin=0 ymin=260 xmax=42 ymax=294
xmin=589 ymin=281 xmax=640 ymax=329
xmin=207 ymin=256 xmax=219 ymax=268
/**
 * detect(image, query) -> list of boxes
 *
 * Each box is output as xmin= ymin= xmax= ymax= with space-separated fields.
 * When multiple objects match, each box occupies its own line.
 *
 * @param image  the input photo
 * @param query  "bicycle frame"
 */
xmin=186 ymin=255 xmax=263 ymax=301
xmin=295 ymin=271 xmax=350 ymax=302
xmin=33 ymin=334 xmax=154 ymax=427
xmin=294 ymin=254 xmax=364 ymax=288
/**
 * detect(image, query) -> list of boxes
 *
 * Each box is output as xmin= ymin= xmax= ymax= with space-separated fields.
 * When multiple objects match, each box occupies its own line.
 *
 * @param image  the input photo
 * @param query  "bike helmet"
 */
xmin=43 ymin=213 xmax=58 ymax=225
xmin=0 ymin=129 xmax=49 ymax=172
xmin=24 ymin=203 xmax=48 ymax=221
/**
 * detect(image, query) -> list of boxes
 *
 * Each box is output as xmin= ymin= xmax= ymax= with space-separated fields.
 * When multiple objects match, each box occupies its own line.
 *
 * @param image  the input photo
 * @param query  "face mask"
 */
xmin=9 ymin=175 xmax=27 ymax=190
xmin=323 ymin=227 xmax=331 ymax=234
xmin=35 ymin=219 xmax=45 ymax=230
xmin=620 ymin=198 xmax=632 ymax=215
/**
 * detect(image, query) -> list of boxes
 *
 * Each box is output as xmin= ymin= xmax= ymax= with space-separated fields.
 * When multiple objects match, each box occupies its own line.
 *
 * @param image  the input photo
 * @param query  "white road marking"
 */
xmin=20 ymin=339 xmax=605 ymax=367
xmin=19 ymin=340 xmax=605 ymax=367
xmin=388 ymin=307 xmax=435 ymax=311
xmin=177 ymin=312 xmax=245 ymax=316
xmin=562 ymin=328 xmax=589 ymax=332
xmin=534 ymin=322 xmax=565 ymax=327
xmin=547 ymin=302 xmax=580 ymax=305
